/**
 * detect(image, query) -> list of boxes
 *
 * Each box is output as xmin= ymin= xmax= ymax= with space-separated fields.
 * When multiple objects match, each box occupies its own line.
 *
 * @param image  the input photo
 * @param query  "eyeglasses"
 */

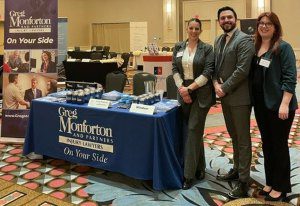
xmin=258 ymin=21 xmax=273 ymax=28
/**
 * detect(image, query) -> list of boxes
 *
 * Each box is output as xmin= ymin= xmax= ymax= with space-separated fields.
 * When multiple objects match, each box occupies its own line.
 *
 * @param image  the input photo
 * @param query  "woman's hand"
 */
xmin=279 ymin=103 xmax=289 ymax=120
xmin=178 ymin=86 xmax=192 ymax=104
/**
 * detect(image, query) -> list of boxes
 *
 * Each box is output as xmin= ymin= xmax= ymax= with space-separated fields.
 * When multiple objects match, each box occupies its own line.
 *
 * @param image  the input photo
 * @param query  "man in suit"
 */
xmin=213 ymin=6 xmax=254 ymax=199
xmin=24 ymin=78 xmax=42 ymax=108
xmin=8 ymin=51 xmax=22 ymax=70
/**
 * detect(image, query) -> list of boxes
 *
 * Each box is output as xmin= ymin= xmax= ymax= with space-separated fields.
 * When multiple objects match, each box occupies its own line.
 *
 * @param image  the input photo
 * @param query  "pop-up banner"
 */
xmin=1 ymin=0 xmax=58 ymax=142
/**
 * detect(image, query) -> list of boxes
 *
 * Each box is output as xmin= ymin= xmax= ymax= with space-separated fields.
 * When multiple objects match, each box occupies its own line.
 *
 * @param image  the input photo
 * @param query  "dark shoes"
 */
xmin=183 ymin=171 xmax=205 ymax=190
xmin=182 ymin=178 xmax=193 ymax=190
xmin=258 ymin=189 xmax=271 ymax=196
xmin=228 ymin=181 xmax=249 ymax=199
xmin=216 ymin=168 xmax=239 ymax=181
xmin=195 ymin=171 xmax=205 ymax=180
xmin=265 ymin=193 xmax=286 ymax=202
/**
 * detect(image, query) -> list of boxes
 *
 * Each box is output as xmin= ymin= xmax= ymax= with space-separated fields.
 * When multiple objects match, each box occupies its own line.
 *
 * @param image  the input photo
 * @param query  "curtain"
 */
xmin=92 ymin=23 xmax=130 ymax=53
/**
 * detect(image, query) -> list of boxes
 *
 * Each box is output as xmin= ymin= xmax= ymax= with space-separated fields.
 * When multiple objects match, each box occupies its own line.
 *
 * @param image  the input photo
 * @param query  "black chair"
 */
xmin=120 ymin=52 xmax=130 ymax=73
xmin=91 ymin=45 xmax=97 ymax=51
xmin=105 ymin=71 xmax=127 ymax=93
xmin=109 ymin=52 xmax=117 ymax=58
xmin=166 ymin=75 xmax=177 ymax=99
xmin=162 ymin=46 xmax=170 ymax=52
xmin=74 ymin=46 xmax=80 ymax=51
xmin=96 ymin=46 xmax=103 ymax=51
xmin=133 ymin=72 xmax=157 ymax=95
xmin=90 ymin=52 xmax=103 ymax=60
xmin=103 ymin=46 xmax=110 ymax=52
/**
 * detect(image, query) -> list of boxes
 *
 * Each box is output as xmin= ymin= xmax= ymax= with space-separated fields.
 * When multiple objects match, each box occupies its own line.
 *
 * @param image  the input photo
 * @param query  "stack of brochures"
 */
xmin=48 ymin=90 xmax=69 ymax=98
xmin=153 ymin=99 xmax=180 ymax=113
xmin=101 ymin=90 xmax=123 ymax=101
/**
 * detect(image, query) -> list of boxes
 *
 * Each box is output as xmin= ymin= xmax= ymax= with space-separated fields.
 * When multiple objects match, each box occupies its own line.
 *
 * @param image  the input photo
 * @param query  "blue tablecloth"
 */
xmin=23 ymin=99 xmax=184 ymax=190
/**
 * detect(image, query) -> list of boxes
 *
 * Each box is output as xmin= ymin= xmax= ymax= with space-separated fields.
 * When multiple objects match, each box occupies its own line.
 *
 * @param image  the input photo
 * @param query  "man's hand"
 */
xmin=214 ymin=82 xmax=226 ymax=98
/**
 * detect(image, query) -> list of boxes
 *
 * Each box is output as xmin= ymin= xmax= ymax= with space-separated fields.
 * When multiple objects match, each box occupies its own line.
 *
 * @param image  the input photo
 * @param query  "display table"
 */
xmin=67 ymin=50 xmax=104 ymax=59
xmin=23 ymin=99 xmax=183 ymax=190
xmin=142 ymin=54 xmax=173 ymax=92
xmin=63 ymin=61 xmax=121 ymax=87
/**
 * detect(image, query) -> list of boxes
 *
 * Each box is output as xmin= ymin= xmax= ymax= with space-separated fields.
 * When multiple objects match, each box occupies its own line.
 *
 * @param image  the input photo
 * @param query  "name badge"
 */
xmin=129 ymin=103 xmax=155 ymax=115
xmin=88 ymin=99 xmax=110 ymax=109
xmin=176 ymin=51 xmax=183 ymax=57
xmin=259 ymin=57 xmax=271 ymax=68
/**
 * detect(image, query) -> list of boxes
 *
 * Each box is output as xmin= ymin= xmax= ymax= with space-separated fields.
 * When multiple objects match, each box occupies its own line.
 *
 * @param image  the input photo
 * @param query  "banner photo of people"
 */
xmin=1 ymin=0 xmax=58 ymax=142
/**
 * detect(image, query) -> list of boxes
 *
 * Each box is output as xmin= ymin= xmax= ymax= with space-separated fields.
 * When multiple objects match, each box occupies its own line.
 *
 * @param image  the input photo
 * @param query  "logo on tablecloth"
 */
xmin=58 ymin=107 xmax=114 ymax=162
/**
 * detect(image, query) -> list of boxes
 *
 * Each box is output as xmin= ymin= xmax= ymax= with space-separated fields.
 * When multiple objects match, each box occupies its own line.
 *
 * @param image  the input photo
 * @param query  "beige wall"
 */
xmin=13 ymin=0 xmax=299 ymax=59
xmin=272 ymin=0 xmax=300 ymax=60
xmin=182 ymin=0 xmax=246 ymax=44
xmin=58 ymin=0 xmax=163 ymax=49
xmin=58 ymin=0 xmax=90 ymax=48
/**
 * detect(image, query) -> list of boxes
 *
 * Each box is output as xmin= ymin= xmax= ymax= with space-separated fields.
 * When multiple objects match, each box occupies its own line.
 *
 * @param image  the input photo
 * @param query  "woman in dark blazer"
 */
xmin=251 ymin=12 xmax=297 ymax=201
xmin=40 ymin=51 xmax=56 ymax=73
xmin=172 ymin=18 xmax=215 ymax=190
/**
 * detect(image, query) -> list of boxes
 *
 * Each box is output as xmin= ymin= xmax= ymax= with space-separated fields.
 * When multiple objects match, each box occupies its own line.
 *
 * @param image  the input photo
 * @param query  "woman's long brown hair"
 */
xmin=254 ymin=12 xmax=282 ymax=54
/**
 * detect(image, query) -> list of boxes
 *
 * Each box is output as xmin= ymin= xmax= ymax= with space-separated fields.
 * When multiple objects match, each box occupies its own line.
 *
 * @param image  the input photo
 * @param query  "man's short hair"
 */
xmin=217 ymin=6 xmax=237 ymax=20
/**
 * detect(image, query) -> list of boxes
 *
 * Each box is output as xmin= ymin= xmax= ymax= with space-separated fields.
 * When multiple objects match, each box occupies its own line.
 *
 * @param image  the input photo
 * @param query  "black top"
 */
xmin=251 ymin=53 xmax=265 ymax=94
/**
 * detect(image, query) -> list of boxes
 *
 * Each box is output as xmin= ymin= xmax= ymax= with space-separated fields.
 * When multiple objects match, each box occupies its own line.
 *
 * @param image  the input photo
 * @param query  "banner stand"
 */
xmin=1 ymin=0 xmax=58 ymax=142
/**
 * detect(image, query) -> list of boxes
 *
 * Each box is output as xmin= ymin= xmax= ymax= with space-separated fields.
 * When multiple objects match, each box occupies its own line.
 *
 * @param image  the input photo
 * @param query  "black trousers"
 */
xmin=253 ymin=92 xmax=294 ymax=193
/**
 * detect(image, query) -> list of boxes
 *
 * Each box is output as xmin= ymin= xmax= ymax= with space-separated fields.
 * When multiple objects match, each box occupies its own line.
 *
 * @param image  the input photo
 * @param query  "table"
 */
xmin=23 ymin=99 xmax=184 ymax=190
xmin=67 ymin=50 xmax=104 ymax=59
xmin=63 ymin=61 xmax=121 ymax=87
xmin=138 ymin=53 xmax=173 ymax=92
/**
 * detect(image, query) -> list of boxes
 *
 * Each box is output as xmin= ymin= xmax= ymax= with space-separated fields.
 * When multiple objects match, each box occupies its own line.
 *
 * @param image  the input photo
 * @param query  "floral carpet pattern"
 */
xmin=0 ymin=111 xmax=299 ymax=205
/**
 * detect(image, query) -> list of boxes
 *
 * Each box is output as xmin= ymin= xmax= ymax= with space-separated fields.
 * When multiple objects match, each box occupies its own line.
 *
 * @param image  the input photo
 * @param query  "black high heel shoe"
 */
xmin=182 ymin=178 xmax=193 ymax=190
xmin=258 ymin=189 xmax=271 ymax=196
xmin=265 ymin=193 xmax=286 ymax=201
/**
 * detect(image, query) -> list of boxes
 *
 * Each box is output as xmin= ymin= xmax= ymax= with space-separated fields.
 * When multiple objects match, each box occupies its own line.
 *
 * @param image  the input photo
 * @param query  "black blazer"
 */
xmin=252 ymin=40 xmax=298 ymax=111
xmin=172 ymin=40 xmax=215 ymax=108
xmin=41 ymin=61 xmax=56 ymax=73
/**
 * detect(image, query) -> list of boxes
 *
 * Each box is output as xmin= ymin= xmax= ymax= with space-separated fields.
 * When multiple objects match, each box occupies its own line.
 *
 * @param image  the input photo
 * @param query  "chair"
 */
xmin=103 ymin=46 xmax=110 ymax=59
xmin=109 ymin=52 xmax=117 ymax=58
xmin=90 ymin=52 xmax=103 ymax=60
xmin=133 ymin=72 xmax=157 ymax=95
xmin=166 ymin=74 xmax=178 ymax=99
xmin=96 ymin=46 xmax=103 ymax=51
xmin=162 ymin=46 xmax=170 ymax=52
xmin=105 ymin=71 xmax=127 ymax=93
xmin=74 ymin=46 xmax=80 ymax=51
xmin=120 ymin=52 xmax=130 ymax=73
xmin=103 ymin=46 xmax=110 ymax=52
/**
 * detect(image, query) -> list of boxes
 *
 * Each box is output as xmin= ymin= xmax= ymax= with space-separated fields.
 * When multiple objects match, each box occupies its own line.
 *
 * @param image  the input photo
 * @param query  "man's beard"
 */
xmin=221 ymin=22 xmax=236 ymax=33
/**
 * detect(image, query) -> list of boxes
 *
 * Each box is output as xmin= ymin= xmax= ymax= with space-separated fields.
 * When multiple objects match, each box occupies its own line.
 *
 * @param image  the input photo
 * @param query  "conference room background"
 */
xmin=0 ymin=0 xmax=298 ymax=62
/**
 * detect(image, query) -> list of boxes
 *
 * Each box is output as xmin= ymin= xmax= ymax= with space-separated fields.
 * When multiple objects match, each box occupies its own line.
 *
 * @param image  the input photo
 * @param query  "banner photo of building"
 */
xmin=1 ymin=0 xmax=58 ymax=142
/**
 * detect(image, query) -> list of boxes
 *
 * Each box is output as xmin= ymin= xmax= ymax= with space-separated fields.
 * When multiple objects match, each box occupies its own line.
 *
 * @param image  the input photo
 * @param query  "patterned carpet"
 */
xmin=0 ymin=104 xmax=299 ymax=205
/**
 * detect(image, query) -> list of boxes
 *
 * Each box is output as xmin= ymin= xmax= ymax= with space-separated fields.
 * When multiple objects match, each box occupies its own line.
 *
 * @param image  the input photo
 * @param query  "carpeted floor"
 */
xmin=0 ymin=104 xmax=299 ymax=206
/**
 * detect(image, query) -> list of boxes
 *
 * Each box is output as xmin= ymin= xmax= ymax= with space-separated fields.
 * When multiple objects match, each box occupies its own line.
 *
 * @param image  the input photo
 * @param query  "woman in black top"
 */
xmin=251 ymin=12 xmax=298 ymax=201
